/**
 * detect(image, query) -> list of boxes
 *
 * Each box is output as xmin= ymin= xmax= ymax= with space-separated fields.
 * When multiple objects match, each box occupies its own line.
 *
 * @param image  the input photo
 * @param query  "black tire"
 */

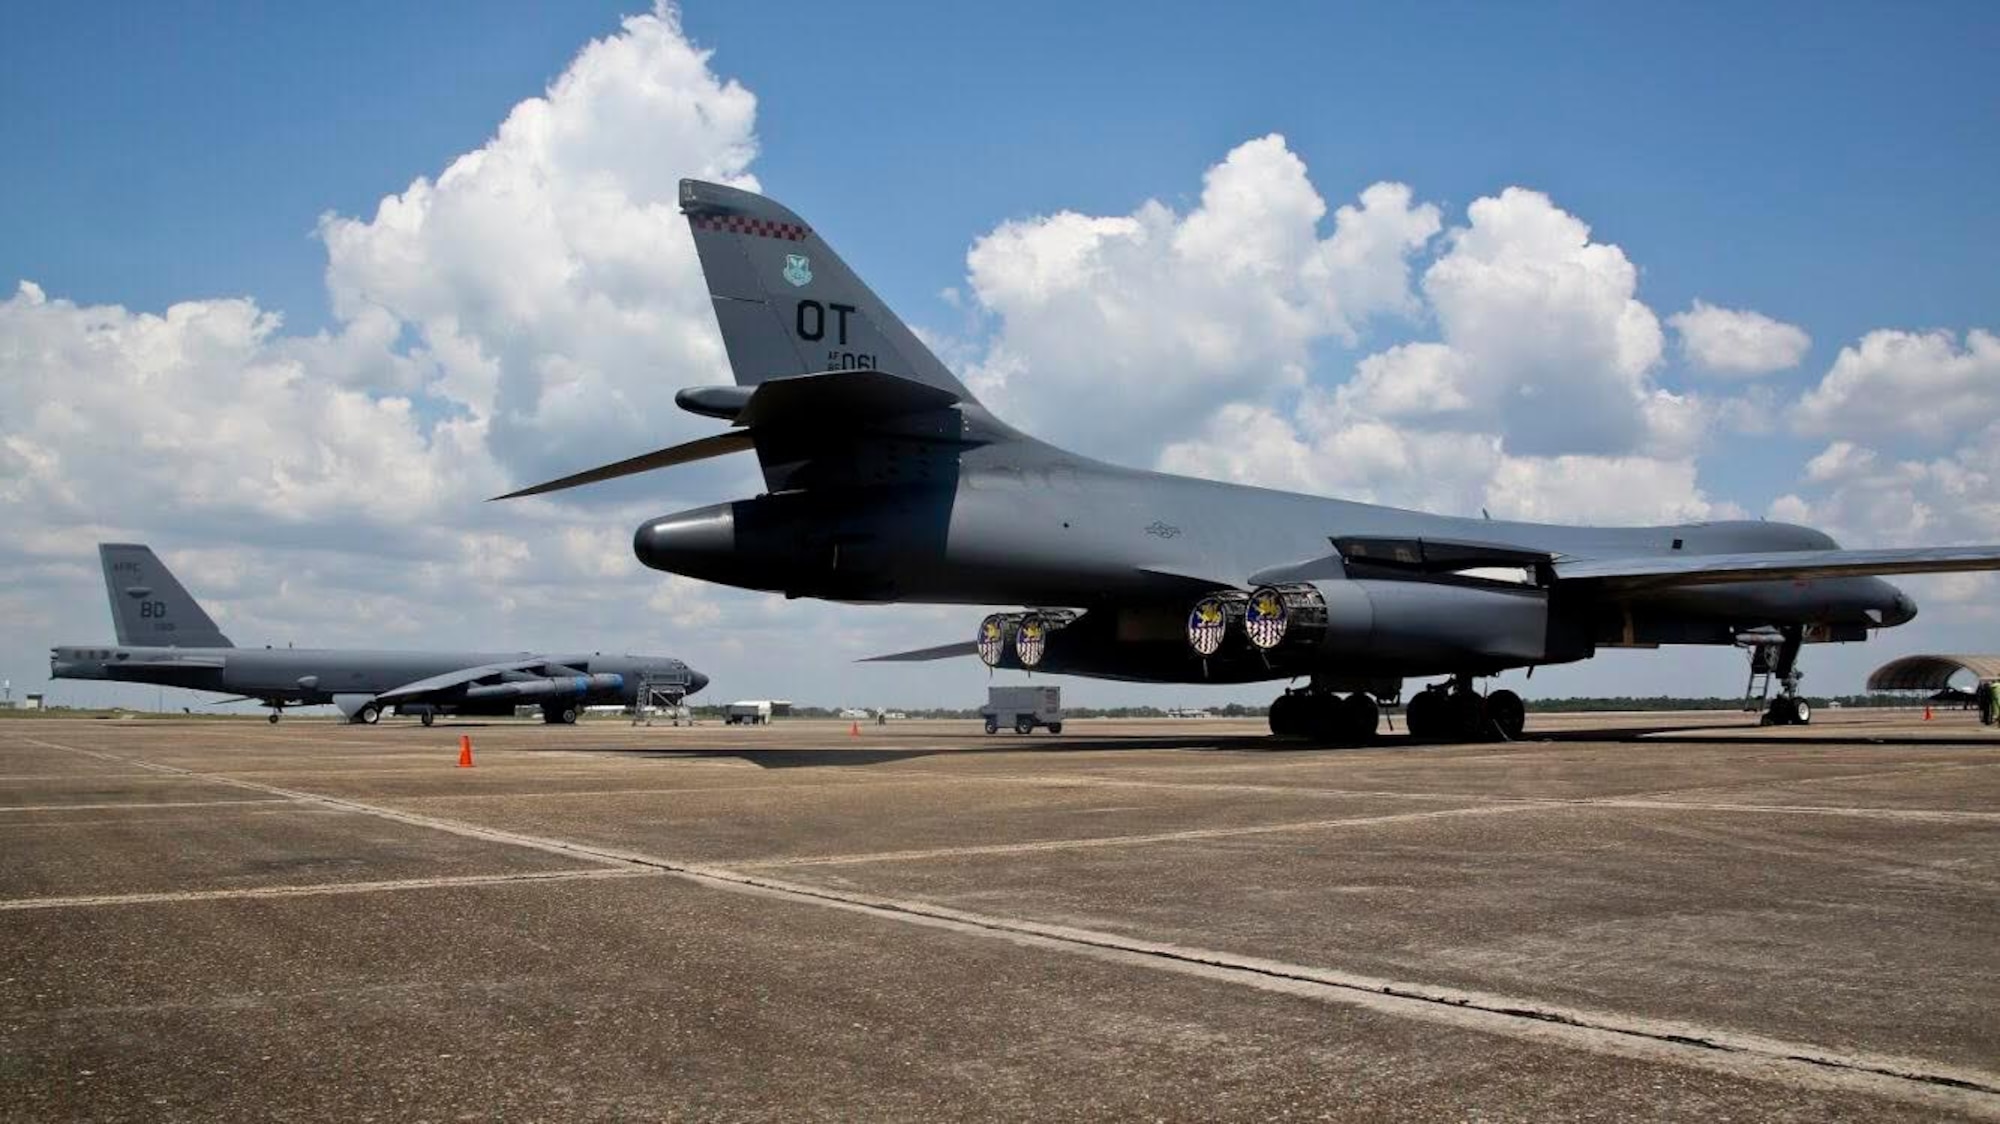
xmin=420 ymin=712 xmax=435 ymax=728
xmin=1048 ymin=722 xmax=1063 ymax=735
xmin=266 ymin=712 xmax=280 ymax=725
xmin=1015 ymin=717 xmax=1034 ymax=735
xmin=1486 ymin=689 xmax=1526 ymax=740
xmin=1268 ymin=693 xmax=1304 ymax=737
xmin=1791 ymin=698 xmax=1812 ymax=725
xmin=1342 ymin=693 xmax=1380 ymax=741
xmin=356 ymin=703 xmax=380 ymax=725
xmin=1405 ymin=689 xmax=1443 ymax=740
xmin=984 ymin=717 xmax=999 ymax=735
xmin=1448 ymin=691 xmax=1486 ymax=741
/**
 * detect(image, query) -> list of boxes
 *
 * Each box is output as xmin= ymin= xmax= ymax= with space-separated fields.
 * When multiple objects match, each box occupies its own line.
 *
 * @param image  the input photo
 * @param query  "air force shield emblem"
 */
xmin=782 ymin=254 xmax=812 ymax=287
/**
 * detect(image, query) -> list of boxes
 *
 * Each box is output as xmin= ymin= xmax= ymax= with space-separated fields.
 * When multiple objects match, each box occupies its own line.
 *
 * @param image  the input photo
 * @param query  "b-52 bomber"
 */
xmin=499 ymin=179 xmax=2000 ymax=743
xmin=50 ymin=544 xmax=707 ymax=724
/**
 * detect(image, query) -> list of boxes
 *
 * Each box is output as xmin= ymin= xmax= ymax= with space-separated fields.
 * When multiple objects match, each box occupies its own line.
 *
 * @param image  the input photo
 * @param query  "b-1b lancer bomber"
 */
xmin=500 ymin=179 xmax=2000 ymax=743
xmin=50 ymin=544 xmax=707 ymax=724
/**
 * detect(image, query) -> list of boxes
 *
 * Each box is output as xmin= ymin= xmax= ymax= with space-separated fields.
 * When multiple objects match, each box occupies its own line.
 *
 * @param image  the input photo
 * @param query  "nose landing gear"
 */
xmin=1747 ymin=626 xmax=1814 ymax=727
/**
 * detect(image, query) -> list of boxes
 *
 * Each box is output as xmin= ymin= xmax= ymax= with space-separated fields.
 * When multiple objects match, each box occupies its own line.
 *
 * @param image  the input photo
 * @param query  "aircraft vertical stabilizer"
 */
xmin=680 ymin=178 xmax=975 ymax=402
xmin=98 ymin=543 xmax=233 ymax=648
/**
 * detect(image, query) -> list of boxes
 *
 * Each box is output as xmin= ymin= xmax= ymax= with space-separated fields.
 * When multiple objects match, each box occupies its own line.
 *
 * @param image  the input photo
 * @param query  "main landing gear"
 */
xmin=1266 ymin=675 xmax=1526 ymax=746
xmin=1404 ymin=677 xmax=1525 ymax=742
xmin=542 ymin=704 xmax=581 ymax=725
xmin=1267 ymin=687 xmax=1381 ymax=743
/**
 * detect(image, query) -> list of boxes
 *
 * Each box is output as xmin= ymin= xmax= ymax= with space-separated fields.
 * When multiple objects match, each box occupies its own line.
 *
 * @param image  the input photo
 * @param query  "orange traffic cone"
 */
xmin=1923 ymin=705 xmax=1933 ymax=721
xmin=849 ymin=721 xmax=860 ymax=737
xmin=458 ymin=734 xmax=474 ymax=768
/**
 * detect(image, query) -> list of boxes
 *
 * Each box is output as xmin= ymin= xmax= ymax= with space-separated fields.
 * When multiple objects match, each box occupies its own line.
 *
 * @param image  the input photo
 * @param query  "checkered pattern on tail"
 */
xmin=691 ymin=214 xmax=812 ymax=241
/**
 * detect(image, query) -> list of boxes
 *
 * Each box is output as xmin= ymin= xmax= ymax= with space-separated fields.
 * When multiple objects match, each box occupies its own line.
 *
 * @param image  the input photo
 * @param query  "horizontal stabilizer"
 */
xmin=1554 ymin=544 xmax=2000 ymax=592
xmin=732 ymin=368 xmax=961 ymax=429
xmin=859 ymin=640 xmax=979 ymax=663
xmin=491 ymin=432 xmax=755 ymax=501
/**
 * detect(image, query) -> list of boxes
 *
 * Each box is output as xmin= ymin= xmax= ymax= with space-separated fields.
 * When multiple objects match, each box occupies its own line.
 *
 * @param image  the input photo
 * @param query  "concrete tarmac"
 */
xmin=2 ymin=709 xmax=1996 ymax=1120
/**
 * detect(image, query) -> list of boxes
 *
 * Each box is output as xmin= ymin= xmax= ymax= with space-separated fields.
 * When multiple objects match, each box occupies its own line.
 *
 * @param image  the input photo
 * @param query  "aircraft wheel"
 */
xmin=1486 ymin=689 xmax=1526 ymax=740
xmin=1300 ymin=694 xmax=1343 ymax=742
xmin=266 ymin=712 xmax=280 ymax=725
xmin=1791 ymin=698 xmax=1812 ymax=725
xmin=1015 ymin=716 xmax=1035 ymax=735
xmin=1341 ymin=693 xmax=1380 ymax=741
xmin=1405 ymin=689 xmax=1444 ymax=740
xmin=1449 ymin=691 xmax=1486 ymax=741
xmin=420 ymin=712 xmax=435 ymax=728
xmin=1048 ymin=722 xmax=1063 ymax=735
xmin=561 ymin=706 xmax=580 ymax=725
xmin=984 ymin=717 xmax=999 ymax=735
xmin=356 ymin=703 xmax=381 ymax=725
xmin=1268 ymin=693 xmax=1305 ymax=737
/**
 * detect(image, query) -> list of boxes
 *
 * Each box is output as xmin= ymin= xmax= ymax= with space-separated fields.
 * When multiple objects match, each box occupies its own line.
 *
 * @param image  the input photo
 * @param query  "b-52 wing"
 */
xmin=374 ymin=657 xmax=587 ymax=702
xmin=1551 ymin=545 xmax=2000 ymax=593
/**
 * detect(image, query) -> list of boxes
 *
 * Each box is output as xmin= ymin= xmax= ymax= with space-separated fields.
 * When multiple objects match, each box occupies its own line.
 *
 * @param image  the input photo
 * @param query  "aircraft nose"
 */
xmin=634 ymin=503 xmax=736 ymax=579
xmin=686 ymin=668 xmax=710 ymax=695
xmin=1869 ymin=580 xmax=1918 ymax=627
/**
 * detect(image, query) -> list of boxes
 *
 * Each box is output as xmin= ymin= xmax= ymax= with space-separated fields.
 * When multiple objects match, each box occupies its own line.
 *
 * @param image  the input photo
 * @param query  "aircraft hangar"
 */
xmin=1866 ymin=653 xmax=2000 ymax=691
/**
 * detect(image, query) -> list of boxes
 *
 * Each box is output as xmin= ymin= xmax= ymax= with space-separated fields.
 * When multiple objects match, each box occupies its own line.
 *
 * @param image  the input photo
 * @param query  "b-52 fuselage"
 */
xmin=501 ymin=179 xmax=2000 ymax=743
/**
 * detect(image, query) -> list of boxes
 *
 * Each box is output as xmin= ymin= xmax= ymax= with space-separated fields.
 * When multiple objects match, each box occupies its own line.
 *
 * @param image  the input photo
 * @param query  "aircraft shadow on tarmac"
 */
xmin=531 ymin=725 xmax=1998 ymax=768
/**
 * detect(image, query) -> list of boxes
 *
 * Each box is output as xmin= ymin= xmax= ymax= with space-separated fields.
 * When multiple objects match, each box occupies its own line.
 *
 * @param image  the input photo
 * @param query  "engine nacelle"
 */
xmin=977 ymin=610 xmax=1079 ymax=668
xmin=1185 ymin=591 xmax=1248 ymax=657
xmin=1231 ymin=579 xmax=1587 ymax=670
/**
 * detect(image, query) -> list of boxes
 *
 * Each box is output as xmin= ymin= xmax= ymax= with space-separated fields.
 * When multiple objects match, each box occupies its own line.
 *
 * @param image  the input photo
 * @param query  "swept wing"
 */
xmin=1551 ymin=545 xmax=2000 ymax=592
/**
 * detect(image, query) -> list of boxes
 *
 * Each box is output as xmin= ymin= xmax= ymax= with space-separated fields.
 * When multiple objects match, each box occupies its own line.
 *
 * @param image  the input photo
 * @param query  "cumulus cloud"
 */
xmin=1792 ymin=328 xmax=2000 ymax=443
xmin=1669 ymin=300 xmax=1810 ymax=376
xmin=1771 ymin=419 xmax=2000 ymax=612
xmin=318 ymin=4 xmax=759 ymax=484
xmin=1150 ymin=181 xmax=1724 ymax=524
xmin=961 ymin=134 xmax=1439 ymax=459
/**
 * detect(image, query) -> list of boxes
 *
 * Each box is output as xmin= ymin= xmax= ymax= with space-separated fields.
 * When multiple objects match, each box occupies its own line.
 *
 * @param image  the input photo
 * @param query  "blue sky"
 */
xmin=3 ymin=2 xmax=1997 ymax=709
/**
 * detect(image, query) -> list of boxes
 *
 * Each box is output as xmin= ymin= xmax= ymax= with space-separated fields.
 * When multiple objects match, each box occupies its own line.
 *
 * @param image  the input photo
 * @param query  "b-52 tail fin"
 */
xmin=680 ymin=178 xmax=975 ymax=403
xmin=98 ymin=543 xmax=233 ymax=649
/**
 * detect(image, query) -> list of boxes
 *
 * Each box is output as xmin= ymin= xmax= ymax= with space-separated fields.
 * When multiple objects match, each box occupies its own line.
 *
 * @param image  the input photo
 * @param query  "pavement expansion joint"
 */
xmin=0 ymin=868 xmax=657 ymax=911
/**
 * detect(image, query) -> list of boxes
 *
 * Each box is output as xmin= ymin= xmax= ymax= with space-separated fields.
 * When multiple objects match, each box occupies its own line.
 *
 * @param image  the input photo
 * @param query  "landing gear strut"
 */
xmin=265 ymin=702 xmax=283 ymax=725
xmin=1758 ymin=627 xmax=1813 ymax=727
xmin=1267 ymin=684 xmax=1381 ymax=743
xmin=1404 ymin=676 xmax=1525 ymax=742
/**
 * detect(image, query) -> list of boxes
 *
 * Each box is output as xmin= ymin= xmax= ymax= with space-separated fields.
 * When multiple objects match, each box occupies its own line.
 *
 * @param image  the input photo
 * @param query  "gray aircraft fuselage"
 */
xmin=635 ymin=420 xmax=1914 ymax=685
xmin=50 ymin=646 xmax=706 ymax=713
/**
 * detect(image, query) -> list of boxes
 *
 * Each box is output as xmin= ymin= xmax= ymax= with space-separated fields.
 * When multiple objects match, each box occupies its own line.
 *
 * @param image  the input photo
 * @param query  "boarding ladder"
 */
xmin=633 ymin=668 xmax=695 ymax=726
